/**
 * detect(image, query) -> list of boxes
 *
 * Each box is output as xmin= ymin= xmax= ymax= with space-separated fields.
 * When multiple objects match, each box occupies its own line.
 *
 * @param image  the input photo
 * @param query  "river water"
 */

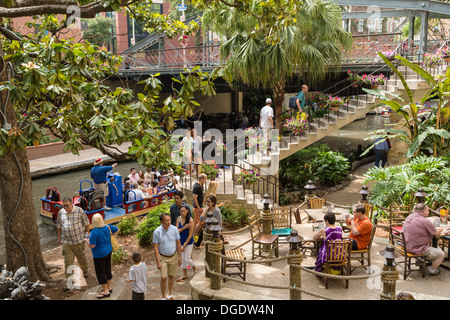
xmin=0 ymin=114 xmax=390 ymax=264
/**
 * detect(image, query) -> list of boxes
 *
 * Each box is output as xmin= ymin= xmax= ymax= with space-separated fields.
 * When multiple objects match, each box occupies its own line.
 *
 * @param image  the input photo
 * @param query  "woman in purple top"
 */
xmin=313 ymin=212 xmax=343 ymax=272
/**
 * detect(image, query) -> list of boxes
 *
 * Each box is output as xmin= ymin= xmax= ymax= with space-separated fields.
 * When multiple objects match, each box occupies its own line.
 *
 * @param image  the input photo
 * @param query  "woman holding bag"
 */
xmin=86 ymin=213 xmax=119 ymax=299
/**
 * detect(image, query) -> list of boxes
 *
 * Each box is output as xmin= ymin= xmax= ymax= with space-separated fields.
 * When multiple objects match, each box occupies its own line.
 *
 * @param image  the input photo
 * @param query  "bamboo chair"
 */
xmin=220 ymin=235 xmax=246 ymax=282
xmin=389 ymin=205 xmax=411 ymax=229
xmin=271 ymin=206 xmax=292 ymax=241
xmin=248 ymin=214 xmax=279 ymax=261
xmin=323 ymin=240 xmax=352 ymax=289
xmin=350 ymin=226 xmax=376 ymax=274
xmin=390 ymin=224 xmax=428 ymax=280
xmin=307 ymin=197 xmax=326 ymax=209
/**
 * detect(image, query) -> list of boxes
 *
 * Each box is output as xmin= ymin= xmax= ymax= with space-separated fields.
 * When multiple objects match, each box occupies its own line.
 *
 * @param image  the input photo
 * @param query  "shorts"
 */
xmin=193 ymin=207 xmax=204 ymax=225
xmin=94 ymin=182 xmax=109 ymax=197
xmin=424 ymin=247 xmax=444 ymax=260
xmin=159 ymin=253 xmax=179 ymax=278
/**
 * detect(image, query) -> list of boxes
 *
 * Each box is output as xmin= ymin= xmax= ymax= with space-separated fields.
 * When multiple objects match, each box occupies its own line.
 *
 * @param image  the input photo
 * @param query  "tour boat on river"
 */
xmin=40 ymin=172 xmax=175 ymax=228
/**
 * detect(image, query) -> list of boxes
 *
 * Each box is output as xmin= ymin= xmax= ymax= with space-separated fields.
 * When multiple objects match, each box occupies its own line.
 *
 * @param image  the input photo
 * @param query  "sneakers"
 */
xmin=427 ymin=267 xmax=441 ymax=275
xmin=104 ymin=206 xmax=112 ymax=211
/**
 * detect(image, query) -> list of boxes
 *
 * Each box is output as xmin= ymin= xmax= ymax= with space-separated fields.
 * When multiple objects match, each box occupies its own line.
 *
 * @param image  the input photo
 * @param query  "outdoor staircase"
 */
xmin=180 ymin=63 xmax=448 ymax=208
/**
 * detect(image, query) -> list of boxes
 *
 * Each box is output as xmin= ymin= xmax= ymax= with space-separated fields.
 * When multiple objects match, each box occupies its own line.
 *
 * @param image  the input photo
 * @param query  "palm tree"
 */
xmin=202 ymin=0 xmax=352 ymax=126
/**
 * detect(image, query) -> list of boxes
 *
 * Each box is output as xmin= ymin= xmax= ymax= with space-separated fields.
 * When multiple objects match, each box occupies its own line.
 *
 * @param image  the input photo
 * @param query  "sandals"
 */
xmin=97 ymin=292 xmax=111 ymax=299
xmin=176 ymin=276 xmax=188 ymax=282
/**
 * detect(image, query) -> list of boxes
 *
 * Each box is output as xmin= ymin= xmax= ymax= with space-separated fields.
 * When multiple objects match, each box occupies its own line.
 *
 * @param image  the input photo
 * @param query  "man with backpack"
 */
xmin=90 ymin=158 xmax=117 ymax=210
xmin=296 ymin=84 xmax=308 ymax=113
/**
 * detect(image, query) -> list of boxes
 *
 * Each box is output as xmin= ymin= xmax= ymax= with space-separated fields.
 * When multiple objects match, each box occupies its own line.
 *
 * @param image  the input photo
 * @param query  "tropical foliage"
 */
xmin=364 ymin=156 xmax=450 ymax=209
xmin=202 ymin=0 xmax=352 ymax=126
xmin=362 ymin=52 xmax=450 ymax=158
xmin=280 ymin=144 xmax=350 ymax=193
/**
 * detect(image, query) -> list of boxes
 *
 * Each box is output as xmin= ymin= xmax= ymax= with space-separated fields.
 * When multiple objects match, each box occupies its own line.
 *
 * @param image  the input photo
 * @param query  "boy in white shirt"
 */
xmin=126 ymin=251 xmax=148 ymax=300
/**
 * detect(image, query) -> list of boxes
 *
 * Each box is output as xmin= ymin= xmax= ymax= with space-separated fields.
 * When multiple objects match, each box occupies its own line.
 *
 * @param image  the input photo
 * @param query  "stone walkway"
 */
xmin=31 ymin=148 xmax=449 ymax=301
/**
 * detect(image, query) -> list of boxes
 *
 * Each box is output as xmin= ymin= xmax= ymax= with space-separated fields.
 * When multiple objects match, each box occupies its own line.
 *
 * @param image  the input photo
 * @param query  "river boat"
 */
xmin=40 ymin=172 xmax=176 ymax=228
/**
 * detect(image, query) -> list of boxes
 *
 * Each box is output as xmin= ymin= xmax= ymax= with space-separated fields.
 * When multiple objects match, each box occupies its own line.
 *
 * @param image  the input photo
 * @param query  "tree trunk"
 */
xmin=0 ymin=41 xmax=48 ymax=281
xmin=0 ymin=150 xmax=49 ymax=281
xmin=272 ymin=80 xmax=286 ymax=130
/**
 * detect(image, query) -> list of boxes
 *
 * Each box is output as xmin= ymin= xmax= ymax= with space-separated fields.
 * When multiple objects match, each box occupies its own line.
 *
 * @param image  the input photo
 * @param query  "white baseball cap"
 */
xmin=266 ymin=98 xmax=272 ymax=104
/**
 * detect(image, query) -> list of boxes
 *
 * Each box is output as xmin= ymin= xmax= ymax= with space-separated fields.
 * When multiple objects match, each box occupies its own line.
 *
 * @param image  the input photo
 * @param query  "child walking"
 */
xmin=126 ymin=251 xmax=148 ymax=300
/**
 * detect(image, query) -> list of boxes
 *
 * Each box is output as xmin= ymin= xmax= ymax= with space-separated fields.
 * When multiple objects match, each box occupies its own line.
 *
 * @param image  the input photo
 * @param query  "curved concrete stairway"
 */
xmin=180 ymin=63 xmax=447 ymax=208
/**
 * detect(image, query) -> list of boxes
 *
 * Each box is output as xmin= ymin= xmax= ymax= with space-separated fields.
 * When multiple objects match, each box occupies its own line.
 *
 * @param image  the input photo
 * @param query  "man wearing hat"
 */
xmin=259 ymin=98 xmax=274 ymax=156
xmin=90 ymin=158 xmax=117 ymax=210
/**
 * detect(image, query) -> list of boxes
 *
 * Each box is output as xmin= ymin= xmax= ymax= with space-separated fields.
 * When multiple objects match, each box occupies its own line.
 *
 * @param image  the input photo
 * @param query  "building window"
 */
xmin=127 ymin=3 xmax=163 ymax=47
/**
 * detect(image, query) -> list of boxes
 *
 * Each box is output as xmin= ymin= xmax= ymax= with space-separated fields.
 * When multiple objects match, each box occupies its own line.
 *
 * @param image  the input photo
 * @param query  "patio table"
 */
xmin=304 ymin=207 xmax=349 ymax=222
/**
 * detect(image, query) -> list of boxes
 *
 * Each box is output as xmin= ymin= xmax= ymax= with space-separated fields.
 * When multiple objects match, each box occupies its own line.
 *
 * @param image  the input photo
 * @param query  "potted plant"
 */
xmin=367 ymin=74 xmax=388 ymax=89
xmin=200 ymin=162 xmax=220 ymax=180
xmin=244 ymin=127 xmax=271 ymax=151
xmin=347 ymin=71 xmax=361 ymax=87
xmin=422 ymin=52 xmax=443 ymax=68
xmin=234 ymin=168 xmax=261 ymax=186
xmin=283 ymin=113 xmax=309 ymax=134
xmin=308 ymin=91 xmax=328 ymax=108
xmin=327 ymin=95 xmax=344 ymax=111
xmin=437 ymin=46 xmax=450 ymax=62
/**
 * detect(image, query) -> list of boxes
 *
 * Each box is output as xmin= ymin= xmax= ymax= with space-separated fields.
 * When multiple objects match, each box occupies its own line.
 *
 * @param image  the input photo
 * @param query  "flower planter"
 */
xmin=330 ymin=106 xmax=340 ymax=111
xmin=444 ymin=56 xmax=450 ymax=63
xmin=371 ymin=85 xmax=379 ymax=89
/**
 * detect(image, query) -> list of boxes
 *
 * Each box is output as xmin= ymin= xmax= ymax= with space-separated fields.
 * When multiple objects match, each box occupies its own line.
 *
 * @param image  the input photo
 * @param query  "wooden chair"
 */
xmin=271 ymin=206 xmax=292 ymax=241
xmin=350 ymin=226 xmax=376 ymax=274
xmin=362 ymin=203 xmax=374 ymax=222
xmin=220 ymin=235 xmax=246 ymax=282
xmin=248 ymin=214 xmax=279 ymax=261
xmin=323 ymin=240 xmax=352 ymax=289
xmin=389 ymin=224 xmax=428 ymax=280
xmin=307 ymin=197 xmax=326 ymax=209
xmin=389 ymin=205 xmax=410 ymax=229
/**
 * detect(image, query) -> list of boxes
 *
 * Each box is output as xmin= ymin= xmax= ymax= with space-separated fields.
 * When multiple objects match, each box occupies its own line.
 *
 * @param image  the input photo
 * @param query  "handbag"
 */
xmin=107 ymin=225 xmax=119 ymax=252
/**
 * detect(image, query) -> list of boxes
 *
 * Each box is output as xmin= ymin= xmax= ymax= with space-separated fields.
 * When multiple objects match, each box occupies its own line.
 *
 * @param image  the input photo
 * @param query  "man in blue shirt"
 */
xmin=153 ymin=213 xmax=182 ymax=300
xmin=296 ymin=84 xmax=308 ymax=113
xmin=374 ymin=137 xmax=390 ymax=168
xmin=90 ymin=158 xmax=117 ymax=210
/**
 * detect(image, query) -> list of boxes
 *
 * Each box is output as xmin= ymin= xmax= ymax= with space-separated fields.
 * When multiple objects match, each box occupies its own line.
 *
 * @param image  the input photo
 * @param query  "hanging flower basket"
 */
xmin=234 ymin=168 xmax=261 ymax=185
xmin=327 ymin=96 xmax=345 ymax=111
xmin=200 ymin=163 xmax=220 ymax=180
xmin=347 ymin=71 xmax=361 ymax=87
xmin=283 ymin=113 xmax=309 ymax=134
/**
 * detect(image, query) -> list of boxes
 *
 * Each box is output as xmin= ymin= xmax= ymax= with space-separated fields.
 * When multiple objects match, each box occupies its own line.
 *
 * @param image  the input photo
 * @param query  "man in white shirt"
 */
xmin=259 ymin=98 xmax=274 ymax=155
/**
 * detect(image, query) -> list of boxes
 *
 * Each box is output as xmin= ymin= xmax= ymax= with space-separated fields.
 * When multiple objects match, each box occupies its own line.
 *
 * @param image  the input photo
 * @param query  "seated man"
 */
xmin=403 ymin=203 xmax=446 ymax=275
xmin=126 ymin=182 xmax=146 ymax=211
xmin=164 ymin=176 xmax=176 ymax=192
xmin=344 ymin=203 xmax=373 ymax=250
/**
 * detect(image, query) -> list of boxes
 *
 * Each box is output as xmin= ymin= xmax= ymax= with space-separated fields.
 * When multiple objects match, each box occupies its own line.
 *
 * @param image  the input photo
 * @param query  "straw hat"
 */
xmin=93 ymin=158 xmax=103 ymax=165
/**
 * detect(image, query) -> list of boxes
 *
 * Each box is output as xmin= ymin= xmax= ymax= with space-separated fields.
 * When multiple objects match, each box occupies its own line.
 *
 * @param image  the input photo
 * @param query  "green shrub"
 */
xmin=117 ymin=214 xmax=138 ymax=235
xmin=311 ymin=151 xmax=350 ymax=186
xmin=112 ymin=246 xmax=128 ymax=265
xmin=364 ymin=156 xmax=449 ymax=209
xmin=136 ymin=199 xmax=174 ymax=246
xmin=221 ymin=205 xmax=249 ymax=228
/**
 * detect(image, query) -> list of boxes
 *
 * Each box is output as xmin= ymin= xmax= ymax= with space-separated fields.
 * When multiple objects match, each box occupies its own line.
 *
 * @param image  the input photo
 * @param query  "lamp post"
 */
xmin=304 ymin=180 xmax=317 ymax=208
xmin=359 ymin=185 xmax=370 ymax=203
xmin=260 ymin=194 xmax=273 ymax=235
xmin=209 ymin=219 xmax=222 ymax=290
xmin=414 ymin=187 xmax=427 ymax=203
xmin=287 ymin=230 xmax=303 ymax=300
xmin=379 ymin=244 xmax=399 ymax=300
